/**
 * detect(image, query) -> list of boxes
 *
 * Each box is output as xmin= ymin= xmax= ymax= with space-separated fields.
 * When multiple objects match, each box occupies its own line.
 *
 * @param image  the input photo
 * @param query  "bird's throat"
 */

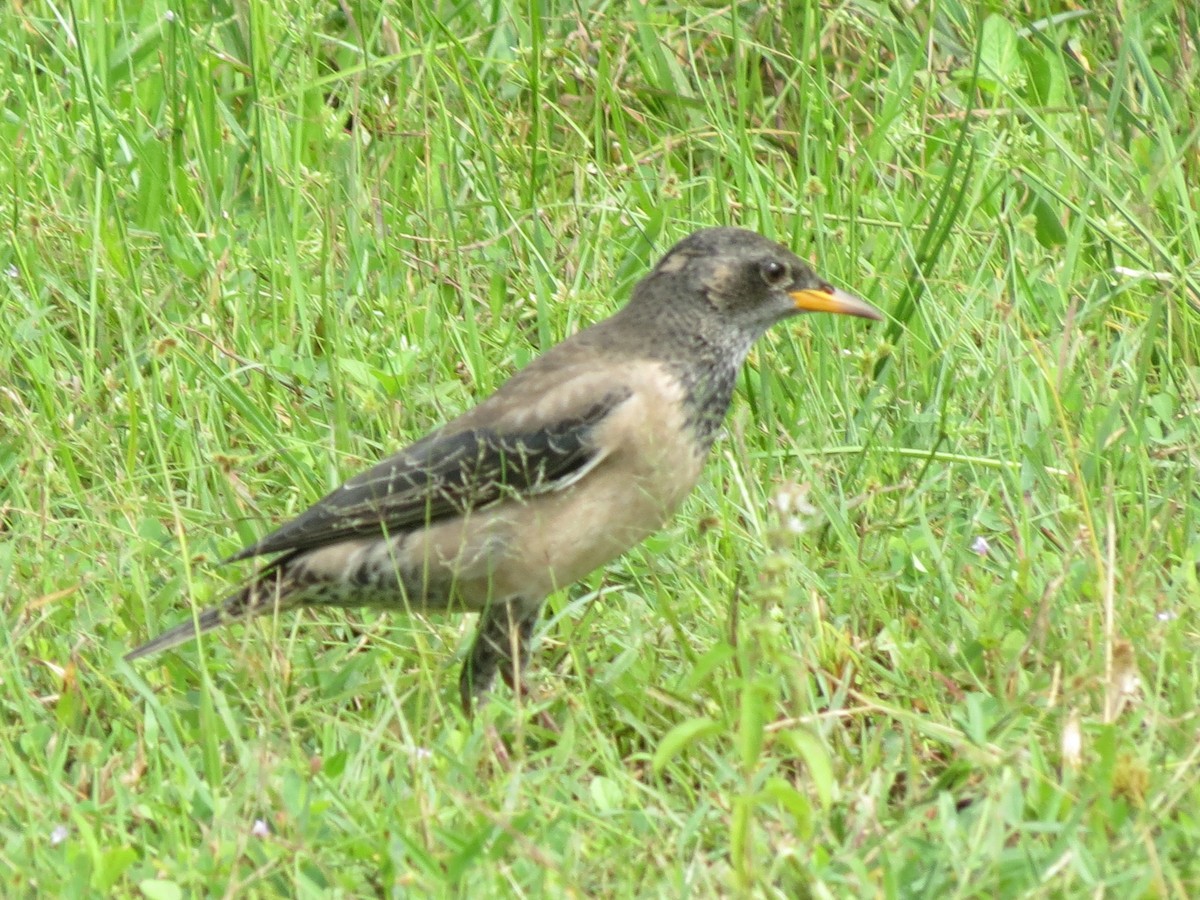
xmin=671 ymin=354 xmax=741 ymax=450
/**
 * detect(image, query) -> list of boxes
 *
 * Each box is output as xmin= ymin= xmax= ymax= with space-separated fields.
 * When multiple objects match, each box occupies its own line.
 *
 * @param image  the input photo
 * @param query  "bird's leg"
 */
xmin=498 ymin=607 xmax=539 ymax=700
xmin=459 ymin=600 xmax=545 ymax=719
xmin=498 ymin=604 xmax=560 ymax=733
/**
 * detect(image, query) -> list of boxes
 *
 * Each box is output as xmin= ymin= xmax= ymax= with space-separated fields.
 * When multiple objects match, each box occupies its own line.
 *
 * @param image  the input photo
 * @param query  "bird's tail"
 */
xmin=123 ymin=604 xmax=232 ymax=661
xmin=124 ymin=567 xmax=294 ymax=661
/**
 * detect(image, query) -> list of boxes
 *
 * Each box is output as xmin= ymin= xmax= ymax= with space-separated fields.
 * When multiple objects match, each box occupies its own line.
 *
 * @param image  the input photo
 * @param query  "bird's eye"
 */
xmin=760 ymin=259 xmax=790 ymax=287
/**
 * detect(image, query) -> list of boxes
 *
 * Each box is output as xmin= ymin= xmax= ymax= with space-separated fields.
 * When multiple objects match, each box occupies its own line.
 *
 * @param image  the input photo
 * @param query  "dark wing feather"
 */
xmin=226 ymin=390 xmax=629 ymax=561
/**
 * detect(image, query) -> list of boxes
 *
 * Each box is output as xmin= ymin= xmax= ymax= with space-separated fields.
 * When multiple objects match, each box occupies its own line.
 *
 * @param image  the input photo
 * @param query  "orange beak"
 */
xmin=790 ymin=286 xmax=883 ymax=321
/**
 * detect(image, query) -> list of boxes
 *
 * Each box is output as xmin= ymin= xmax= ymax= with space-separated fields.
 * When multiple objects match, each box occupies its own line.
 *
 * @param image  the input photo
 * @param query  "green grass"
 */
xmin=3 ymin=0 xmax=1199 ymax=895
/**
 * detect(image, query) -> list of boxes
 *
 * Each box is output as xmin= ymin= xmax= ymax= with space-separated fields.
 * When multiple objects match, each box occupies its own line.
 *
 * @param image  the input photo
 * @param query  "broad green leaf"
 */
xmin=652 ymin=717 xmax=723 ymax=774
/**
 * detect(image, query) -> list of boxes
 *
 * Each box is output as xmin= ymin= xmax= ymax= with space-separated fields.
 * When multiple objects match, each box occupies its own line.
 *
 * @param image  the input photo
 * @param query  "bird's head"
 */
xmin=638 ymin=227 xmax=882 ymax=342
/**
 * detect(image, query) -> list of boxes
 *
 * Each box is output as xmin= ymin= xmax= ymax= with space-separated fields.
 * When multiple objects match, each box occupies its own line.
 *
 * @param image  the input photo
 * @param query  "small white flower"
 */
xmin=970 ymin=535 xmax=991 ymax=557
xmin=5 ymin=264 xmax=17 ymax=279
xmin=1156 ymin=610 xmax=1177 ymax=622
xmin=164 ymin=10 xmax=175 ymax=22
xmin=770 ymin=482 xmax=817 ymax=534
xmin=1061 ymin=709 xmax=1082 ymax=770
xmin=50 ymin=825 xmax=69 ymax=846
xmin=251 ymin=819 xmax=269 ymax=838
xmin=771 ymin=482 xmax=815 ymax=516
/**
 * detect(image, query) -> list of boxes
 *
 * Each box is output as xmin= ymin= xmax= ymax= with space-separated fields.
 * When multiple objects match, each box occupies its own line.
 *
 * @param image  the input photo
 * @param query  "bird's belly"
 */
xmin=352 ymin=444 xmax=704 ymax=611
xmin=489 ymin=411 xmax=708 ymax=598
xmin=509 ymin=464 xmax=700 ymax=593
xmin=486 ymin=363 xmax=709 ymax=599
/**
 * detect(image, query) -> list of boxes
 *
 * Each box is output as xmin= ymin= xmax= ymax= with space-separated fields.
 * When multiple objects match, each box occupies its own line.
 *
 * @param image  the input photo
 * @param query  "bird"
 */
xmin=125 ymin=226 xmax=882 ymax=714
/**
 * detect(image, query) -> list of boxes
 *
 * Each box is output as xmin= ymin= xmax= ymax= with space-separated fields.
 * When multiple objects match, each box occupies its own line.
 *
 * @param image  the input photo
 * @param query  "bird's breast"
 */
xmin=484 ymin=361 xmax=709 ymax=598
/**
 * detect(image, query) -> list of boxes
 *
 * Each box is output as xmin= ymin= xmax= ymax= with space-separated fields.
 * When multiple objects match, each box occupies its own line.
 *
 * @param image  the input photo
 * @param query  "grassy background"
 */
xmin=3 ymin=0 xmax=1199 ymax=895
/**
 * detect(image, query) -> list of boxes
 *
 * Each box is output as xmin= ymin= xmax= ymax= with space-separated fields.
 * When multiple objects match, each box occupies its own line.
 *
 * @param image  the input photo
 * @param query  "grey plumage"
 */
xmin=125 ymin=227 xmax=882 ymax=711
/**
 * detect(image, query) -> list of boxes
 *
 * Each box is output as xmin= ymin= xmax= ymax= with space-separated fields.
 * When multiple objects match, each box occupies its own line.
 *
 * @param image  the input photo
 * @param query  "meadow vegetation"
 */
xmin=3 ymin=1 xmax=1199 ymax=895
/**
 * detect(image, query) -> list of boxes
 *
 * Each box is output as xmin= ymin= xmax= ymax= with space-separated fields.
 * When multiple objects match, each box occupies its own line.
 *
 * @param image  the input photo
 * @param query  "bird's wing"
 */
xmin=225 ymin=384 xmax=632 ymax=561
